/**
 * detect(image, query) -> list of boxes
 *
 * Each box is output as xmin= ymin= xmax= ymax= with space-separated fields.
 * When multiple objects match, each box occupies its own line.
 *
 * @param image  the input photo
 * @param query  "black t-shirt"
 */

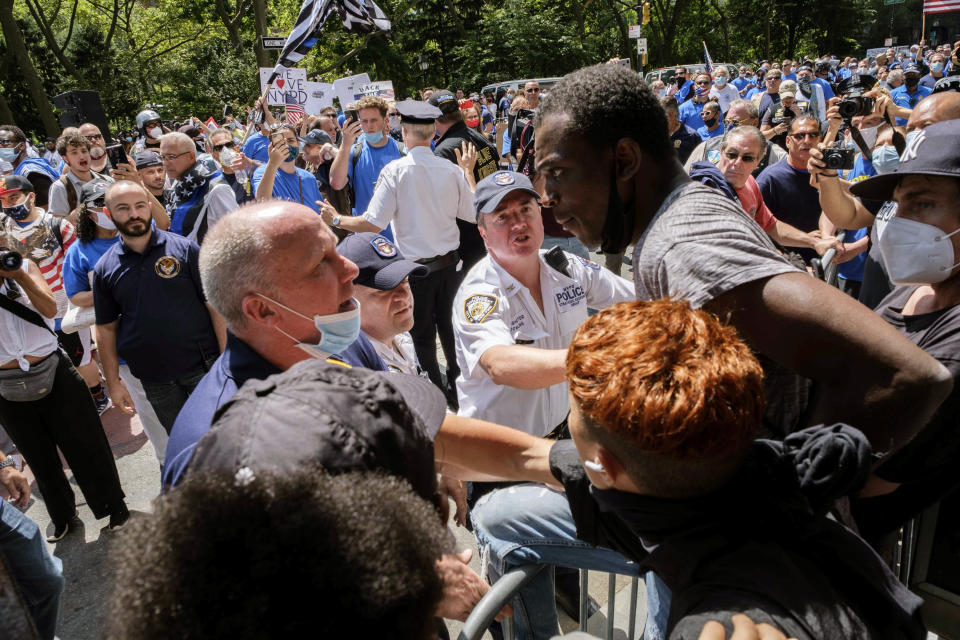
xmin=758 ymin=92 xmax=782 ymax=122
xmin=760 ymin=105 xmax=796 ymax=150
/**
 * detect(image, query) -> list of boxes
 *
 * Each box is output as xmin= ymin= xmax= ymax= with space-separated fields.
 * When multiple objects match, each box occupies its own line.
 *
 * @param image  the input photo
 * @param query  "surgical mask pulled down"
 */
xmin=257 ymin=294 xmax=362 ymax=357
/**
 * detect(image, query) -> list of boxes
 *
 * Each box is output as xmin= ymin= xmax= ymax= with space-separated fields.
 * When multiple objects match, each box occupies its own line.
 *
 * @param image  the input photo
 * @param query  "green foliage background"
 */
xmin=0 ymin=0 xmax=941 ymax=137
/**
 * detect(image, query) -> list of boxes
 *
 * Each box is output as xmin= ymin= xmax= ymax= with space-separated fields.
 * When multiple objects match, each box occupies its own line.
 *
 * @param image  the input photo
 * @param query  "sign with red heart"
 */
xmin=276 ymin=79 xmax=285 ymax=89
xmin=259 ymin=68 xmax=308 ymax=106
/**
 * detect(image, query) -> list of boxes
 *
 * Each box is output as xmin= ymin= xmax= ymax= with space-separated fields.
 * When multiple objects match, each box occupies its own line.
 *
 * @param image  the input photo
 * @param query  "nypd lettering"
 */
xmin=555 ymin=283 xmax=585 ymax=312
xmin=464 ymin=294 xmax=497 ymax=324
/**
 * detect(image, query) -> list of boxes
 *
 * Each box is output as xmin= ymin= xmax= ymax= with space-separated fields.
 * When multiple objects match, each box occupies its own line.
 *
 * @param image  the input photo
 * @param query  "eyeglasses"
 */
xmin=695 ymin=80 xmax=712 ymax=85
xmin=212 ymin=141 xmax=235 ymax=152
xmin=723 ymin=150 xmax=757 ymax=163
xmin=525 ymin=88 xmax=540 ymax=93
xmin=84 ymin=134 xmax=104 ymax=141
xmin=160 ymin=151 xmax=192 ymax=162
xmin=724 ymin=119 xmax=744 ymax=128
xmin=788 ymin=132 xmax=820 ymax=141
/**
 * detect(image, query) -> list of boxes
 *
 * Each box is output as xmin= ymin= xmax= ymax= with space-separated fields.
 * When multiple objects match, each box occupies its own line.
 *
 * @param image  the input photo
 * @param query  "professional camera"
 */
xmin=0 ymin=248 xmax=23 ymax=272
xmin=771 ymin=106 xmax=796 ymax=127
xmin=837 ymin=96 xmax=876 ymax=120
xmin=822 ymin=146 xmax=856 ymax=171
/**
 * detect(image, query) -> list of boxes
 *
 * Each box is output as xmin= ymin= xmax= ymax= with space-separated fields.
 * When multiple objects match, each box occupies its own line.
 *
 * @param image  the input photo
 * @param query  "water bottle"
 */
xmin=220 ymin=147 xmax=249 ymax=185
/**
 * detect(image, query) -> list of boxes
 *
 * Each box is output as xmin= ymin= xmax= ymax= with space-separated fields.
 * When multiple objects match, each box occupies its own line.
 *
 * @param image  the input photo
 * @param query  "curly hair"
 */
xmin=536 ymin=64 xmax=672 ymax=159
xmin=108 ymin=469 xmax=447 ymax=640
xmin=75 ymin=203 xmax=98 ymax=243
xmin=56 ymin=132 xmax=90 ymax=156
xmin=567 ymin=300 xmax=764 ymax=496
xmin=0 ymin=125 xmax=26 ymax=144
xmin=355 ymin=95 xmax=389 ymax=117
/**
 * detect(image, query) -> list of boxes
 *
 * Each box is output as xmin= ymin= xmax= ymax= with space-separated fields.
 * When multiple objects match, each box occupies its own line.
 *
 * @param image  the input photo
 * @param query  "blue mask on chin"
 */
xmin=258 ymin=294 xmax=362 ymax=357
xmin=362 ymin=131 xmax=384 ymax=144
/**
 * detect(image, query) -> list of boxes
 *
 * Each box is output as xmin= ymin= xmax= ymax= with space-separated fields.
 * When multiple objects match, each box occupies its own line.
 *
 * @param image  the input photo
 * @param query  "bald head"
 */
xmin=199 ymin=200 xmax=338 ymax=329
xmin=907 ymin=92 xmax=960 ymax=132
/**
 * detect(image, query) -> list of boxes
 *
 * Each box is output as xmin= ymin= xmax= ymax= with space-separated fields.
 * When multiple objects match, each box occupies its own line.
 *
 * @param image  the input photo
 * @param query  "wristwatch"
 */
xmin=0 ymin=458 xmax=15 ymax=471
xmin=332 ymin=215 xmax=342 ymax=228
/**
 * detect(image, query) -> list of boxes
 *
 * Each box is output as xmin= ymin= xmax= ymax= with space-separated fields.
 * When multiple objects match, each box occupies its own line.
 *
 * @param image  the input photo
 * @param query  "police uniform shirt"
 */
xmin=362 ymin=146 xmax=475 ymax=261
xmin=92 ymin=228 xmax=220 ymax=383
xmin=453 ymin=251 xmax=634 ymax=436
xmin=371 ymin=331 xmax=423 ymax=376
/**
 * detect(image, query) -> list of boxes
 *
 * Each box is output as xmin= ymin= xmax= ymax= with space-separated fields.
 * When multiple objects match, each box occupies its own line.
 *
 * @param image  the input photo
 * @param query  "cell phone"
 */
xmin=223 ymin=104 xmax=233 ymax=117
xmin=106 ymin=144 xmax=126 ymax=169
xmin=345 ymin=109 xmax=359 ymax=123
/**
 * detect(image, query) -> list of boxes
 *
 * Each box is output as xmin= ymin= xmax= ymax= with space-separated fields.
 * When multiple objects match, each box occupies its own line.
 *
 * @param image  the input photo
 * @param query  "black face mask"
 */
xmin=675 ymin=75 xmax=686 ymax=86
xmin=601 ymin=166 xmax=636 ymax=254
xmin=798 ymin=77 xmax=812 ymax=95
xmin=905 ymin=77 xmax=919 ymax=90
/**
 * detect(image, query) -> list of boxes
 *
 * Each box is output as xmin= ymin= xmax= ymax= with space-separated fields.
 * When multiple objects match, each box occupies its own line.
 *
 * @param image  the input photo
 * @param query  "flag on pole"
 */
xmin=923 ymin=0 xmax=960 ymax=13
xmin=268 ymin=0 xmax=391 ymax=85
xmin=284 ymin=93 xmax=306 ymax=124
xmin=702 ymin=41 xmax=714 ymax=74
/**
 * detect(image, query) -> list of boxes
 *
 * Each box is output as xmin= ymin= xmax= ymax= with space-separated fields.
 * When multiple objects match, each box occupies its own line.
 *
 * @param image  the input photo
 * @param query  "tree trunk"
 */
xmin=214 ymin=0 xmax=245 ymax=51
xmin=603 ymin=0 xmax=632 ymax=62
xmin=23 ymin=0 xmax=86 ymax=86
xmin=0 ymin=0 xmax=60 ymax=135
xmin=253 ymin=0 xmax=270 ymax=68
xmin=0 ymin=90 xmax=14 ymax=127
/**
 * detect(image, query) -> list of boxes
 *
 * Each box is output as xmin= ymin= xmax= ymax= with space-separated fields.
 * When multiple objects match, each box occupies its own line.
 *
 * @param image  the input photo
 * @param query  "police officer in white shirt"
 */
xmin=453 ymin=171 xmax=634 ymax=437
xmin=321 ymin=99 xmax=476 ymax=403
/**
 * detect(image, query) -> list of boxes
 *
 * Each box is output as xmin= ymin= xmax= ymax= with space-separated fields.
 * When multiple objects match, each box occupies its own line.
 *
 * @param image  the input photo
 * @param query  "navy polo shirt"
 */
xmin=93 ymin=228 xmax=219 ymax=383
xmin=162 ymin=332 xmax=282 ymax=488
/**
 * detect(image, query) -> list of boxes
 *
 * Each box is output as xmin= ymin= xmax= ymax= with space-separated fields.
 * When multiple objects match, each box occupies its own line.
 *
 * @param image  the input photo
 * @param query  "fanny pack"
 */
xmin=0 ymin=285 xmax=60 ymax=402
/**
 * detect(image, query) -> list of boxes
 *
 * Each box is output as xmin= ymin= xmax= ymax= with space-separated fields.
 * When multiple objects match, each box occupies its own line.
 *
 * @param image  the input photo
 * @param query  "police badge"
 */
xmin=154 ymin=255 xmax=181 ymax=278
xmin=464 ymin=294 xmax=497 ymax=324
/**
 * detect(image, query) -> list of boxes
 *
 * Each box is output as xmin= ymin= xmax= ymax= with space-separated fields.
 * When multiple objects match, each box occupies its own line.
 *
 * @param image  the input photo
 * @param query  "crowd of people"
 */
xmin=0 ymin=36 xmax=959 ymax=640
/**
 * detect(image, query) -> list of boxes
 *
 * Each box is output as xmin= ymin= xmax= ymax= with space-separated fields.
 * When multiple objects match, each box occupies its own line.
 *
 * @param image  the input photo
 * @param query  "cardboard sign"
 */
xmin=259 ymin=67 xmax=308 ymax=107
xmin=351 ymin=80 xmax=395 ymax=102
xmin=305 ymin=82 xmax=335 ymax=113
xmin=333 ymin=73 xmax=372 ymax=108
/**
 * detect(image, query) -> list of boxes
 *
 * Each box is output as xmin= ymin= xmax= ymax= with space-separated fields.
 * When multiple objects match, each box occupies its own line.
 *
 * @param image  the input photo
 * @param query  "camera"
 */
xmin=822 ymin=146 xmax=856 ymax=171
xmin=837 ymin=96 xmax=876 ymax=119
xmin=0 ymin=249 xmax=23 ymax=272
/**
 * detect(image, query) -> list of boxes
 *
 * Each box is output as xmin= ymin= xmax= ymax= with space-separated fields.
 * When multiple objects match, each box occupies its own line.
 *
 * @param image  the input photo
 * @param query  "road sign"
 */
xmin=884 ymin=37 xmax=893 ymax=46
xmin=261 ymin=36 xmax=286 ymax=50
xmin=637 ymin=38 xmax=648 ymax=54
xmin=629 ymin=25 xmax=642 ymax=38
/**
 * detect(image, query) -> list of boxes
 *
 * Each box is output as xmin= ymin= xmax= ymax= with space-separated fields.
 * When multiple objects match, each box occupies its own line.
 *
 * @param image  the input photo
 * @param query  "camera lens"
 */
xmin=0 ymin=251 xmax=22 ymax=272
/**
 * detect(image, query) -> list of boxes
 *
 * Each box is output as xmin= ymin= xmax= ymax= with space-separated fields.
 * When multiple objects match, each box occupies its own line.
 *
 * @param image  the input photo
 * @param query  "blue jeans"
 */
xmin=470 ymin=483 xmax=671 ymax=640
xmin=0 ymin=501 xmax=64 ymax=639
xmin=540 ymin=235 xmax=590 ymax=260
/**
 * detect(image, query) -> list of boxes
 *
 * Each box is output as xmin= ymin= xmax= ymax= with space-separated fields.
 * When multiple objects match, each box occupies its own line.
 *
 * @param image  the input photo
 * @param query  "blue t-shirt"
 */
xmin=812 ymin=78 xmax=835 ymax=100
xmin=697 ymin=122 xmax=725 ymax=141
xmin=252 ymin=165 xmax=324 ymax=214
xmin=63 ymin=236 xmax=120 ymax=298
xmin=756 ymin=158 xmax=822 ymax=263
xmin=782 ymin=73 xmax=797 ymax=83
xmin=745 ymin=87 xmax=762 ymax=100
xmin=732 ymin=76 xmax=755 ymax=94
xmin=336 ymin=331 xmax=388 ymax=371
xmin=346 ymin=138 xmax=404 ymax=216
xmin=678 ymin=99 xmax=707 ymax=131
xmin=891 ymin=85 xmax=933 ymax=125
xmin=675 ymin=79 xmax=694 ymax=103
xmin=243 ymin=132 xmax=270 ymax=164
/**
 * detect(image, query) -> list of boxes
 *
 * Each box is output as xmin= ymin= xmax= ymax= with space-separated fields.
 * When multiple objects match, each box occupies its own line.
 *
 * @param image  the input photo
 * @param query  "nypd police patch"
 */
xmin=370 ymin=235 xmax=397 ymax=258
xmin=493 ymin=172 xmax=515 ymax=186
xmin=578 ymin=257 xmax=600 ymax=270
xmin=464 ymin=294 xmax=498 ymax=324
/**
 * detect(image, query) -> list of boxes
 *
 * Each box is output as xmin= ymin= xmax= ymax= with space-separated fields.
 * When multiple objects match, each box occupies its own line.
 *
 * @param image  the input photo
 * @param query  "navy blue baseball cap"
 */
xmin=474 ymin=171 xmax=541 ymax=220
xmin=299 ymin=129 xmax=333 ymax=147
xmin=902 ymin=61 xmax=922 ymax=76
xmin=428 ymin=90 xmax=459 ymax=115
xmin=133 ymin=150 xmax=162 ymax=170
xmin=338 ymin=232 xmax=428 ymax=290
xmin=849 ymin=119 xmax=960 ymax=201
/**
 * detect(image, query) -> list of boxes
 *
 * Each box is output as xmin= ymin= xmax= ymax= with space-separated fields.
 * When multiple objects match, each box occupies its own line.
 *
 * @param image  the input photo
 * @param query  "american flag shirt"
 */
xmin=0 ymin=213 xmax=77 ymax=318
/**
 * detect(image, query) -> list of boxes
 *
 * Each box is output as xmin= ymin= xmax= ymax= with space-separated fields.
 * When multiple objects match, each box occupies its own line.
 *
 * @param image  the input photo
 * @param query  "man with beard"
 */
xmin=160 ymin=133 xmax=237 ymax=244
xmin=79 ymin=123 xmax=112 ymax=174
xmin=93 ymin=181 xmax=226 ymax=433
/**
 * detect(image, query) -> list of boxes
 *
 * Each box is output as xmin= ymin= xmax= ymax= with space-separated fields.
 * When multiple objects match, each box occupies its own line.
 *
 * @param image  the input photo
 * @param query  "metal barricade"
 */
xmin=810 ymin=231 xmax=844 ymax=288
xmin=458 ymin=566 xmax=642 ymax=640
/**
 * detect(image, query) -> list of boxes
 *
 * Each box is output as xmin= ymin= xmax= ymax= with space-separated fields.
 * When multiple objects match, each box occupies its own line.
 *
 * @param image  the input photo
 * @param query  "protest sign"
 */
xmin=259 ymin=67 xmax=308 ymax=107
xmin=333 ymin=73 xmax=372 ymax=107
xmin=351 ymin=80 xmax=395 ymax=102
xmin=304 ymin=82 xmax=335 ymax=113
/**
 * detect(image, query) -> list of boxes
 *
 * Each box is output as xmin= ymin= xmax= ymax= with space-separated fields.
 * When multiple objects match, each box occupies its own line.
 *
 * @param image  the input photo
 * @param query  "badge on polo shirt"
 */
xmin=370 ymin=235 xmax=397 ymax=258
xmin=154 ymin=255 xmax=181 ymax=278
xmin=578 ymin=257 xmax=600 ymax=270
xmin=464 ymin=294 xmax=497 ymax=324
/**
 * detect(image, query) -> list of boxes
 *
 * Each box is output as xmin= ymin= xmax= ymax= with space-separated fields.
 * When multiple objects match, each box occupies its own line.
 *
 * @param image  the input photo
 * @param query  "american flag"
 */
xmin=923 ymin=0 xmax=960 ymax=12
xmin=267 ymin=0 xmax=391 ymax=86
xmin=702 ymin=41 xmax=714 ymax=74
xmin=285 ymin=93 xmax=305 ymax=124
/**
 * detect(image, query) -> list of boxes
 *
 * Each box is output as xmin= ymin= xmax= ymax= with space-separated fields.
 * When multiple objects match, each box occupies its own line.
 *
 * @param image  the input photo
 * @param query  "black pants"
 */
xmin=0 ymin=353 xmax=125 ymax=527
xmin=410 ymin=263 xmax=462 ymax=390
xmin=140 ymin=357 xmax=216 ymax=434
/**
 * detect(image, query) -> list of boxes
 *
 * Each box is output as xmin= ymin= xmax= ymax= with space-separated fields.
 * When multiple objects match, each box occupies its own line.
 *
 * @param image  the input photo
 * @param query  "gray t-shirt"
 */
xmin=632 ymin=182 xmax=808 ymax=434
xmin=47 ymin=172 xmax=89 ymax=218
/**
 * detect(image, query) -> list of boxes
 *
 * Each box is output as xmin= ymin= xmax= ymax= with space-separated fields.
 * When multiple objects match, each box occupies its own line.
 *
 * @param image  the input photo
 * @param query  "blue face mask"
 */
xmin=2 ymin=200 xmax=30 ymax=221
xmin=259 ymin=294 xmax=362 ymax=357
xmin=362 ymin=131 xmax=384 ymax=144
xmin=0 ymin=147 xmax=19 ymax=162
xmin=905 ymin=129 xmax=922 ymax=149
xmin=286 ymin=145 xmax=300 ymax=162
xmin=872 ymin=145 xmax=900 ymax=175
xmin=931 ymin=62 xmax=944 ymax=73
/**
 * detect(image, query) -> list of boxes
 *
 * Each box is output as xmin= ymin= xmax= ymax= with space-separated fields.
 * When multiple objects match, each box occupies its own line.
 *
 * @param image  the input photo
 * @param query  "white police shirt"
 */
xmin=371 ymin=331 xmax=423 ymax=377
xmin=453 ymin=250 xmax=634 ymax=436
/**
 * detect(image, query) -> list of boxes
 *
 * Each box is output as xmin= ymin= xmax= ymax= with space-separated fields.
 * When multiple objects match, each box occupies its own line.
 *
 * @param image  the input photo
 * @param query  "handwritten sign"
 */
xmin=333 ymin=73 xmax=372 ymax=108
xmin=304 ymin=82 xmax=335 ymax=113
xmin=259 ymin=67 xmax=308 ymax=107
xmin=351 ymin=80 xmax=395 ymax=102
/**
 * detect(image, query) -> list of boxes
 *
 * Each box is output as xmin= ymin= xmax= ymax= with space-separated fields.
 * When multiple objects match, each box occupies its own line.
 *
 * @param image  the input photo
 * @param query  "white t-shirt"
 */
xmin=453 ymin=250 xmax=634 ymax=436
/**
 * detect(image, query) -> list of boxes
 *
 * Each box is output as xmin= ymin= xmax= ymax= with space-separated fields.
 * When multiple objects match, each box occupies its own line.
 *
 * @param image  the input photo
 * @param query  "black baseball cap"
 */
xmin=902 ymin=61 xmax=922 ymax=76
xmin=133 ymin=150 xmax=162 ymax=170
xmin=337 ymin=232 xmax=428 ymax=290
xmin=849 ymin=119 xmax=960 ymax=201
xmin=474 ymin=171 xmax=540 ymax=220
xmin=79 ymin=178 xmax=111 ymax=204
xmin=428 ymin=90 xmax=459 ymax=115
xmin=186 ymin=359 xmax=447 ymax=504
xmin=836 ymin=73 xmax=877 ymax=96
xmin=0 ymin=175 xmax=33 ymax=197
xmin=299 ymin=129 xmax=333 ymax=146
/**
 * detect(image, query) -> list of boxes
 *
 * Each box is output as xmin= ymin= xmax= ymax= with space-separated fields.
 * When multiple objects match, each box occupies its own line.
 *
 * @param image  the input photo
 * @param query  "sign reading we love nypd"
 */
xmin=259 ymin=67 xmax=308 ymax=107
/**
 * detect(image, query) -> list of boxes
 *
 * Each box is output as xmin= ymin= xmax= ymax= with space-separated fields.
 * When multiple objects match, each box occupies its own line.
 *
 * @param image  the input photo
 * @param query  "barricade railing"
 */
xmin=810 ymin=231 xmax=844 ymax=287
xmin=458 ymin=566 xmax=642 ymax=640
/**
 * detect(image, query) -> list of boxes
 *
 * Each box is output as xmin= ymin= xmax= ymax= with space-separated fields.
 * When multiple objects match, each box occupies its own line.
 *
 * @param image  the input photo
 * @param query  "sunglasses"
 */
xmin=788 ymin=132 xmax=820 ymax=141
xmin=525 ymin=88 xmax=540 ymax=93
xmin=213 ymin=141 xmax=236 ymax=152
xmin=724 ymin=119 xmax=744 ymax=127
xmin=766 ymin=76 xmax=782 ymax=82
xmin=695 ymin=80 xmax=712 ymax=85
xmin=723 ymin=150 xmax=757 ymax=163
